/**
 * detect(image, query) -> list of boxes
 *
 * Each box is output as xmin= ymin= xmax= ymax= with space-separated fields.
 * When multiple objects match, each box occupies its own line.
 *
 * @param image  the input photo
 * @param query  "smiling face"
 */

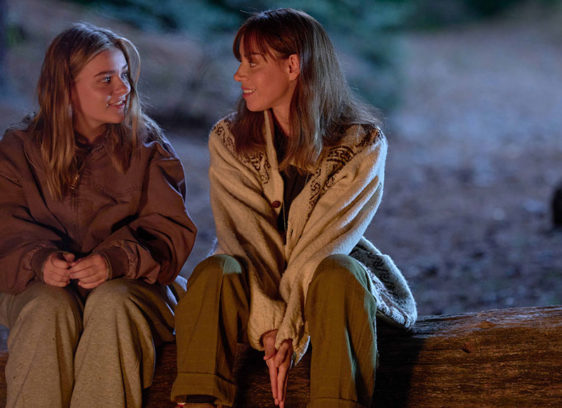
xmin=233 ymin=40 xmax=300 ymax=134
xmin=71 ymin=47 xmax=131 ymax=142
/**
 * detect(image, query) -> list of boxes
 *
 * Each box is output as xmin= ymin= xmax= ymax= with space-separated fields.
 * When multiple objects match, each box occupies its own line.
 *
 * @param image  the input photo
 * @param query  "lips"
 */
xmin=241 ymin=87 xmax=255 ymax=97
xmin=107 ymin=99 xmax=127 ymax=108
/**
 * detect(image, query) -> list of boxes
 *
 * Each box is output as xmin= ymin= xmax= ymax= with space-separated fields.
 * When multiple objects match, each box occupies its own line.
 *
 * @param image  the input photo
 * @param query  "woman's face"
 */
xmin=71 ymin=47 xmax=131 ymax=141
xmin=234 ymin=41 xmax=299 ymax=131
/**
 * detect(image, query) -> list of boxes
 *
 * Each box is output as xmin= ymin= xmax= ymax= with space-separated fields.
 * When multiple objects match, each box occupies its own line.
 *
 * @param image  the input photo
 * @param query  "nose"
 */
xmin=234 ymin=63 xmax=245 ymax=82
xmin=115 ymin=76 xmax=131 ymax=97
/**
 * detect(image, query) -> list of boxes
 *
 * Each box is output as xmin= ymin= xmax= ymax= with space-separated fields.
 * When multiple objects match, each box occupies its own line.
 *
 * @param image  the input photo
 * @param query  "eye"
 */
xmin=101 ymin=75 xmax=112 ymax=84
xmin=120 ymin=71 xmax=128 ymax=80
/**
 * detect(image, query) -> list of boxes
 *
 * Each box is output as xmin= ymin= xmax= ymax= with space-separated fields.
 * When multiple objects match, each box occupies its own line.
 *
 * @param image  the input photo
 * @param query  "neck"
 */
xmin=74 ymin=122 xmax=105 ymax=144
xmin=272 ymin=108 xmax=291 ymax=137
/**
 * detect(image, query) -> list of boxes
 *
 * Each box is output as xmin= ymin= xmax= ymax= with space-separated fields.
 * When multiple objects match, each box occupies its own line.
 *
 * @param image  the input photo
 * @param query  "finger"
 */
xmin=275 ymin=341 xmax=293 ymax=367
xmin=61 ymin=252 xmax=75 ymax=263
xmin=267 ymin=361 xmax=278 ymax=403
xmin=45 ymin=265 xmax=70 ymax=281
xmin=51 ymin=256 xmax=70 ymax=269
xmin=77 ymin=274 xmax=102 ymax=285
xmin=78 ymin=278 xmax=106 ymax=289
xmin=78 ymin=269 xmax=107 ymax=284
xmin=277 ymin=362 xmax=290 ymax=405
xmin=69 ymin=257 xmax=97 ymax=272
xmin=274 ymin=346 xmax=287 ymax=367
xmin=44 ymin=270 xmax=70 ymax=287
xmin=263 ymin=340 xmax=277 ymax=361
xmin=46 ymin=279 xmax=69 ymax=287
xmin=282 ymin=367 xmax=289 ymax=406
xmin=44 ymin=276 xmax=69 ymax=287
xmin=69 ymin=265 xmax=95 ymax=280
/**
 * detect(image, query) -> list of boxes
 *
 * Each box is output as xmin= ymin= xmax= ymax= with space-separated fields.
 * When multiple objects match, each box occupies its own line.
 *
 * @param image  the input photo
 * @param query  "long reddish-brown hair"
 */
xmin=29 ymin=23 xmax=162 ymax=199
xmin=231 ymin=8 xmax=380 ymax=171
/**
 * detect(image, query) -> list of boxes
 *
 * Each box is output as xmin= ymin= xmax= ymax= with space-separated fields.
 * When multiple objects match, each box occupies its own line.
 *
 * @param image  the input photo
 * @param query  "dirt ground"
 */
xmin=1 ymin=1 xmax=561 ymax=316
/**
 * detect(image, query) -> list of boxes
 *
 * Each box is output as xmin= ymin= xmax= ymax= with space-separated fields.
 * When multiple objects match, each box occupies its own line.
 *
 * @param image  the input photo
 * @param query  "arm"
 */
xmin=93 ymin=140 xmax=197 ymax=285
xmin=0 ymin=140 xmax=61 ymax=293
xmin=277 ymin=129 xmax=388 ymax=360
xmin=209 ymin=120 xmax=287 ymax=350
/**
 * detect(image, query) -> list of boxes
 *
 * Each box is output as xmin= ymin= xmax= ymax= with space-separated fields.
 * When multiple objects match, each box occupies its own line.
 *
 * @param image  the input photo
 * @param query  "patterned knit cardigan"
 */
xmin=209 ymin=111 xmax=417 ymax=362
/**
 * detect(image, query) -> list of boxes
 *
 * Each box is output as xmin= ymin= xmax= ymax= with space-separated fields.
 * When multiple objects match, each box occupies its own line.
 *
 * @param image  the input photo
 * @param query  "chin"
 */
xmin=245 ymin=104 xmax=264 ymax=113
xmin=108 ymin=114 xmax=126 ymax=124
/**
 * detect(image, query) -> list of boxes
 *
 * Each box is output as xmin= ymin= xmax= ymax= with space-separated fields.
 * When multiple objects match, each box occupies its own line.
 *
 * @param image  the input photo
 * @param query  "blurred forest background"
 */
xmin=0 ymin=0 xmax=561 ymax=316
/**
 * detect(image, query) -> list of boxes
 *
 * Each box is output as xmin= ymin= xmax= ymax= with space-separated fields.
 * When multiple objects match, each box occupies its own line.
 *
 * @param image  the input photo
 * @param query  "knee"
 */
xmin=12 ymin=283 xmax=82 ymax=335
xmin=189 ymin=254 xmax=243 ymax=287
xmin=83 ymin=279 xmax=139 ymax=318
xmin=310 ymin=254 xmax=362 ymax=294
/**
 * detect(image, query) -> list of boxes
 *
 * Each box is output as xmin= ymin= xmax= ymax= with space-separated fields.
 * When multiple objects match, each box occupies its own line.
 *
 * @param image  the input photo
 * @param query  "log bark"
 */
xmin=2 ymin=306 xmax=562 ymax=407
xmin=373 ymin=305 xmax=562 ymax=407
xmin=147 ymin=306 xmax=562 ymax=407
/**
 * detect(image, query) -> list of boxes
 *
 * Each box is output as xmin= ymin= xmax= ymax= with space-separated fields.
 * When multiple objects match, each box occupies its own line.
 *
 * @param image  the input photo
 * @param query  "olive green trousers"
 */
xmin=172 ymin=254 xmax=378 ymax=408
xmin=0 ymin=277 xmax=183 ymax=408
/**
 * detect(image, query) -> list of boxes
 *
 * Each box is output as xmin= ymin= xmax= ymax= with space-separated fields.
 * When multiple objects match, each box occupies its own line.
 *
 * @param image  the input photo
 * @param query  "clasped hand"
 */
xmin=43 ymin=251 xmax=109 ymax=289
xmin=262 ymin=329 xmax=294 ymax=408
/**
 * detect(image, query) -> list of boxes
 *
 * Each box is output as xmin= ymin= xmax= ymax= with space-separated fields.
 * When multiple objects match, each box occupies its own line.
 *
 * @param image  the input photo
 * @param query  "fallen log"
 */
xmin=2 ymin=306 xmax=562 ymax=407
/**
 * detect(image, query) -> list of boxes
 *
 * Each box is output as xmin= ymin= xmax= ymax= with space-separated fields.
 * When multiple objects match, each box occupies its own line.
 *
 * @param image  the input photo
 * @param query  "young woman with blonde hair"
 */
xmin=0 ymin=23 xmax=196 ymax=407
xmin=172 ymin=8 xmax=416 ymax=408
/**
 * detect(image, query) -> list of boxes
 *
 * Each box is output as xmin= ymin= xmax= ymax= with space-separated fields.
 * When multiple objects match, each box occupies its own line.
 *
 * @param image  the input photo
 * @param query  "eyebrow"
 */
xmin=94 ymin=64 xmax=129 ymax=77
xmin=244 ymin=52 xmax=267 ymax=62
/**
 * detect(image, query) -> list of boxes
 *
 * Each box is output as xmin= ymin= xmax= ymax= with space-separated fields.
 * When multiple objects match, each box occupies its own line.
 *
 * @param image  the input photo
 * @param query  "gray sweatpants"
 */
xmin=0 ymin=277 xmax=184 ymax=408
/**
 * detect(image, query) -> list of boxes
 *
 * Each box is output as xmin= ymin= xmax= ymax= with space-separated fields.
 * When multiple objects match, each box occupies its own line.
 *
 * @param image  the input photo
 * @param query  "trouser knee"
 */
xmin=188 ymin=254 xmax=244 ymax=290
xmin=308 ymin=255 xmax=370 ymax=297
xmin=83 ymin=279 xmax=149 ymax=325
xmin=6 ymin=283 xmax=82 ymax=335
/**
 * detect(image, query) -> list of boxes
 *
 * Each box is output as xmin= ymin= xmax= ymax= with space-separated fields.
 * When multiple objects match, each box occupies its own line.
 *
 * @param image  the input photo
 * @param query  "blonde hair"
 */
xmin=231 ymin=8 xmax=380 ymax=171
xmin=29 ymin=23 xmax=162 ymax=199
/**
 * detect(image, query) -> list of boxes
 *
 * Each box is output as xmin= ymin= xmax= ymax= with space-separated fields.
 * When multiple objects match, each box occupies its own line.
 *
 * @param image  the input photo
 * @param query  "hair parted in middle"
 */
xmin=29 ymin=22 xmax=163 ymax=199
xmin=231 ymin=8 xmax=380 ymax=172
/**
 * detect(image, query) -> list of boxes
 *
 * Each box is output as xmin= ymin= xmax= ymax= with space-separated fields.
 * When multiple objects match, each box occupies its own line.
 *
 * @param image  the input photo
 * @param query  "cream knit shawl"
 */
xmin=209 ymin=111 xmax=417 ymax=362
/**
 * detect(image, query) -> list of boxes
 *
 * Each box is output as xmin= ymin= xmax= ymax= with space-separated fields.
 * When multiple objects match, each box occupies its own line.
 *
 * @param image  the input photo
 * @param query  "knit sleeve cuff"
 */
xmin=247 ymin=295 xmax=286 ymax=351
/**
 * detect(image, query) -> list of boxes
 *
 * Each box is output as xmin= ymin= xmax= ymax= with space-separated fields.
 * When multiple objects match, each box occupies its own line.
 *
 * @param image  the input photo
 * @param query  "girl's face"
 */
xmin=234 ymin=41 xmax=299 ymax=132
xmin=71 ymin=47 xmax=131 ymax=142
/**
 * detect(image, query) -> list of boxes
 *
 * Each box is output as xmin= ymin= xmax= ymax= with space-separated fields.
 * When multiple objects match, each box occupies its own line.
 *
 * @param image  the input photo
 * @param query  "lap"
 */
xmin=0 ymin=281 xmax=82 ymax=329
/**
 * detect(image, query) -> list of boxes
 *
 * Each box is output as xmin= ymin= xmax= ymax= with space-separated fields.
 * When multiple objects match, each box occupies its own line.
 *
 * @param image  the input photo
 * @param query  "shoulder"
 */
xmin=209 ymin=113 xmax=237 ymax=150
xmin=324 ymin=124 xmax=386 ymax=164
xmin=209 ymin=113 xmax=247 ymax=162
xmin=0 ymin=127 xmax=30 ymax=152
xmin=338 ymin=123 xmax=386 ymax=151
xmin=0 ymin=127 xmax=39 ymax=167
xmin=0 ymin=128 xmax=37 ymax=182
xmin=138 ymin=125 xmax=180 ymax=161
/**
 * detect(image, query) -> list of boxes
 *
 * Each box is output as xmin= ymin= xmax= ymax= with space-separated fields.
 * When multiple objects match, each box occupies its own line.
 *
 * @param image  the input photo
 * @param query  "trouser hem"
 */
xmin=171 ymin=372 xmax=236 ymax=406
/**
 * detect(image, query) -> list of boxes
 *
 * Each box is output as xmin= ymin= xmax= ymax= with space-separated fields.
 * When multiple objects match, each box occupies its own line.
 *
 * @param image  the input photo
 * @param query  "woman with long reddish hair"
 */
xmin=172 ymin=8 xmax=416 ymax=408
xmin=0 ymin=23 xmax=196 ymax=407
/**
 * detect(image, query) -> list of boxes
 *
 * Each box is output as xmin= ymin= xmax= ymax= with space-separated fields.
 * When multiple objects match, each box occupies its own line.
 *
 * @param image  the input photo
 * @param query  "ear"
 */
xmin=287 ymin=54 xmax=301 ymax=81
